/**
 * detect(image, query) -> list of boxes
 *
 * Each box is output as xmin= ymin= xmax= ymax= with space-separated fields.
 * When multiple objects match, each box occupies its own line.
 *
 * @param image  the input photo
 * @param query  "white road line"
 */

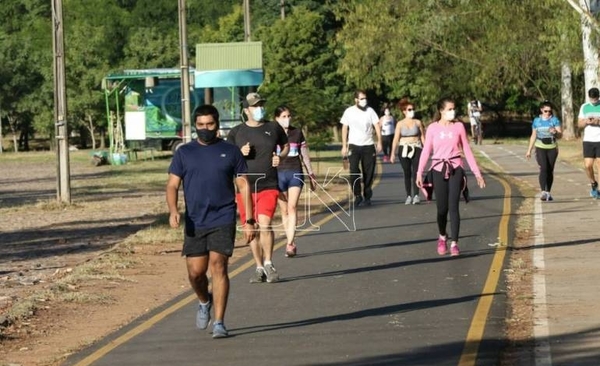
xmin=533 ymin=195 xmax=552 ymax=366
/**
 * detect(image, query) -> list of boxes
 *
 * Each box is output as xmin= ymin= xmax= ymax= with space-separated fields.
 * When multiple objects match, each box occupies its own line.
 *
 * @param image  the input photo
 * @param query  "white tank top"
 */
xmin=381 ymin=116 xmax=395 ymax=136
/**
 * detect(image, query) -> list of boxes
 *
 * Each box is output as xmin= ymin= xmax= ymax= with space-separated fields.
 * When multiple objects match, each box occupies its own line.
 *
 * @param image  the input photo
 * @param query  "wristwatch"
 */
xmin=245 ymin=218 xmax=256 ymax=225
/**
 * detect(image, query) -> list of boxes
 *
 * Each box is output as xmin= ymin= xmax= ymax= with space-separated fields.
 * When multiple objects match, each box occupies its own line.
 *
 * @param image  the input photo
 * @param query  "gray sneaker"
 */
xmin=405 ymin=196 xmax=412 ymax=205
xmin=212 ymin=322 xmax=228 ymax=339
xmin=412 ymin=195 xmax=420 ymax=204
xmin=264 ymin=263 xmax=280 ymax=283
xmin=249 ymin=268 xmax=266 ymax=283
xmin=196 ymin=294 xmax=212 ymax=330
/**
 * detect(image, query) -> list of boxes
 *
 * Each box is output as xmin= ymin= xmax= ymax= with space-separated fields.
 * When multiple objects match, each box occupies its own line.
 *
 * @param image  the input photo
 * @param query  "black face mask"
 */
xmin=197 ymin=129 xmax=218 ymax=144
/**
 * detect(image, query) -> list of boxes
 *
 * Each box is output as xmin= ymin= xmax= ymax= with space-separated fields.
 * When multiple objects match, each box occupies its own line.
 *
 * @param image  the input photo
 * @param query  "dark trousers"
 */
xmin=398 ymin=147 xmax=422 ymax=197
xmin=382 ymin=135 xmax=393 ymax=157
xmin=535 ymin=147 xmax=558 ymax=192
xmin=349 ymin=144 xmax=376 ymax=199
xmin=432 ymin=167 xmax=465 ymax=242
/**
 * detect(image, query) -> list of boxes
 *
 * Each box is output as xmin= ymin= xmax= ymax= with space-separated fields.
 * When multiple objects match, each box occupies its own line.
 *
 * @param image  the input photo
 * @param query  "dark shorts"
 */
xmin=236 ymin=189 xmax=279 ymax=223
xmin=278 ymin=170 xmax=304 ymax=192
xmin=182 ymin=224 xmax=236 ymax=257
xmin=583 ymin=141 xmax=600 ymax=159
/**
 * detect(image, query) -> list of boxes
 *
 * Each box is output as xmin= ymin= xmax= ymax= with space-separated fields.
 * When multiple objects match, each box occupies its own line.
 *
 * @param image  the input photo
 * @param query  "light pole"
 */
xmin=244 ymin=0 xmax=251 ymax=41
xmin=178 ymin=0 xmax=192 ymax=143
xmin=52 ymin=0 xmax=71 ymax=203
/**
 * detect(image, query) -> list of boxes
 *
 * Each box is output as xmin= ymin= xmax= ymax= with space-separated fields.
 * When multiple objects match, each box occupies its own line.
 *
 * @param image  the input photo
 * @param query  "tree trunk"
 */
xmin=561 ymin=62 xmax=576 ymax=139
xmin=332 ymin=125 xmax=339 ymax=142
xmin=86 ymin=114 xmax=96 ymax=150
xmin=8 ymin=115 xmax=18 ymax=153
xmin=581 ymin=0 xmax=600 ymax=93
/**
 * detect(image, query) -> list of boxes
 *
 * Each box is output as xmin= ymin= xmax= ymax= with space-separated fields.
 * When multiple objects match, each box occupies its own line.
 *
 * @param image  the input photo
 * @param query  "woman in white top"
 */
xmin=378 ymin=103 xmax=396 ymax=163
xmin=390 ymin=98 xmax=426 ymax=204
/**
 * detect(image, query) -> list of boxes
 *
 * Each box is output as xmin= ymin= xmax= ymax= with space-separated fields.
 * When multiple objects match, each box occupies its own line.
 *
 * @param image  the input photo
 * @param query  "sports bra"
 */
xmin=400 ymin=123 xmax=420 ymax=137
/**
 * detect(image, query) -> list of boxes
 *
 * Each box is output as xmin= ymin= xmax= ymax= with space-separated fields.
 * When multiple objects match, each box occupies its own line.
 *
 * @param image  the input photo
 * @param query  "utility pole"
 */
xmin=0 ymin=109 xmax=3 ymax=154
xmin=178 ymin=0 xmax=192 ymax=143
xmin=52 ymin=0 xmax=71 ymax=203
xmin=243 ymin=0 xmax=251 ymax=41
xmin=281 ymin=0 xmax=285 ymax=20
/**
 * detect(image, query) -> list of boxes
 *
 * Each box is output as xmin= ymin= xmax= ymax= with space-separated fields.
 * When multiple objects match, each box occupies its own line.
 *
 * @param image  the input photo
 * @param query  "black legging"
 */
xmin=382 ymin=135 xmax=393 ymax=157
xmin=535 ymin=147 xmax=558 ymax=192
xmin=398 ymin=146 xmax=422 ymax=197
xmin=348 ymin=144 xmax=376 ymax=199
xmin=432 ymin=167 xmax=465 ymax=242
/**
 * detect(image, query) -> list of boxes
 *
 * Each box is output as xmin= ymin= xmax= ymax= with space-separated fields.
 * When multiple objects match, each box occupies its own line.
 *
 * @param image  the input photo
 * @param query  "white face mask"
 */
xmin=384 ymin=109 xmax=390 ymax=116
xmin=443 ymin=110 xmax=455 ymax=121
xmin=358 ymin=99 xmax=368 ymax=108
xmin=406 ymin=111 xmax=415 ymax=119
xmin=278 ymin=118 xmax=290 ymax=128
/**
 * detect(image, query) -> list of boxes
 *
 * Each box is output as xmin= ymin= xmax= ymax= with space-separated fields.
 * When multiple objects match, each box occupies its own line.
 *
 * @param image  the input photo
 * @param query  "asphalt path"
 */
xmin=66 ymin=159 xmax=516 ymax=366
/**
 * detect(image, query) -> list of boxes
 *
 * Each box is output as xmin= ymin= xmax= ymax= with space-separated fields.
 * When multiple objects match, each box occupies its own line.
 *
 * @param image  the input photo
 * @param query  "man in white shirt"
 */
xmin=468 ymin=98 xmax=483 ymax=144
xmin=577 ymin=87 xmax=600 ymax=198
xmin=340 ymin=90 xmax=382 ymax=206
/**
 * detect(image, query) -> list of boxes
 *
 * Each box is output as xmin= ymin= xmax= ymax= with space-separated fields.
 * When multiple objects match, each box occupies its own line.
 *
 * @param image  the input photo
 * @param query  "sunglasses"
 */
xmin=542 ymin=110 xmax=552 ymax=113
xmin=406 ymin=109 xmax=414 ymax=111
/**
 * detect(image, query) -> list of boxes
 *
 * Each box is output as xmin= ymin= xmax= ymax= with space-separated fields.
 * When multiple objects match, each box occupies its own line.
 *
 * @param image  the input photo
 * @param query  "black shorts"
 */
xmin=182 ymin=224 xmax=236 ymax=257
xmin=583 ymin=141 xmax=600 ymax=159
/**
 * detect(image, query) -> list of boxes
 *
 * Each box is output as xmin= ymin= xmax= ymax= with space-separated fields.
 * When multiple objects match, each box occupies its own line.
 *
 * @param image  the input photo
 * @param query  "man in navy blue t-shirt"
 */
xmin=166 ymin=105 xmax=255 ymax=339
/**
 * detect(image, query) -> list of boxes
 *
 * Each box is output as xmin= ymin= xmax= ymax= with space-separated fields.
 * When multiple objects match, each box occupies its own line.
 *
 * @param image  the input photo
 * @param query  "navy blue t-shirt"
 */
xmin=168 ymin=139 xmax=247 ymax=230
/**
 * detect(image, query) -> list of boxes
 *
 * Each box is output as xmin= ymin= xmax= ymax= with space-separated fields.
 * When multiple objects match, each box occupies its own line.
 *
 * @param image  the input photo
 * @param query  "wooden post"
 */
xmin=52 ymin=0 xmax=71 ymax=203
xmin=244 ymin=0 xmax=251 ymax=41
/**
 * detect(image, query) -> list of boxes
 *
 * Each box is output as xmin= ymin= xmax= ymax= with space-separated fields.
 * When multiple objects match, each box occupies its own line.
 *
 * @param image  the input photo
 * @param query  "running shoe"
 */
xmin=355 ymin=196 xmax=364 ymax=207
xmin=364 ymin=199 xmax=372 ymax=206
xmin=540 ymin=191 xmax=548 ymax=201
xmin=196 ymin=293 xmax=212 ymax=330
xmin=437 ymin=236 xmax=448 ymax=255
xmin=450 ymin=244 xmax=460 ymax=257
xmin=249 ymin=268 xmax=266 ymax=283
xmin=264 ymin=263 xmax=280 ymax=283
xmin=547 ymin=193 xmax=553 ymax=201
xmin=212 ymin=322 xmax=228 ymax=339
xmin=412 ymin=195 xmax=420 ymax=205
xmin=285 ymin=242 xmax=297 ymax=258
xmin=591 ymin=182 xmax=599 ymax=199
xmin=383 ymin=155 xmax=390 ymax=163
xmin=405 ymin=196 xmax=412 ymax=205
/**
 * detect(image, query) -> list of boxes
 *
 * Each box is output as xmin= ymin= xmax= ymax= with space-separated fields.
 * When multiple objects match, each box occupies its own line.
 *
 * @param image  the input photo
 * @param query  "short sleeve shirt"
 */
xmin=578 ymin=102 xmax=600 ymax=142
xmin=227 ymin=122 xmax=288 ymax=192
xmin=168 ymin=139 xmax=247 ymax=230
xmin=340 ymin=106 xmax=379 ymax=146
xmin=532 ymin=116 xmax=560 ymax=149
xmin=277 ymin=126 xmax=305 ymax=172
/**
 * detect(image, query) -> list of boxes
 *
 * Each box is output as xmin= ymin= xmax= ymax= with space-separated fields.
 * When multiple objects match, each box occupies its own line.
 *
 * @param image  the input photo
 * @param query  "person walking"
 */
xmin=468 ymin=98 xmax=483 ymax=144
xmin=166 ymin=104 xmax=256 ymax=339
xmin=416 ymin=97 xmax=486 ymax=257
xmin=227 ymin=93 xmax=289 ymax=283
xmin=577 ymin=87 xmax=600 ymax=198
xmin=526 ymin=101 xmax=562 ymax=201
xmin=378 ymin=104 xmax=396 ymax=163
xmin=340 ymin=90 xmax=383 ymax=206
xmin=273 ymin=105 xmax=317 ymax=258
xmin=390 ymin=98 xmax=426 ymax=205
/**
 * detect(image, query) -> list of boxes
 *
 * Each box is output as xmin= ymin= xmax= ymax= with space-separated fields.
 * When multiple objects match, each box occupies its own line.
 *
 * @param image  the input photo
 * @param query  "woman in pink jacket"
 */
xmin=416 ymin=98 xmax=486 ymax=257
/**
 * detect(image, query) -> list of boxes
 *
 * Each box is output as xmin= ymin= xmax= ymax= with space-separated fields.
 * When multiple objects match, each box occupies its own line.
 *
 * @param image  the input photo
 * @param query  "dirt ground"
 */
xmin=0 ymin=153 xmax=535 ymax=366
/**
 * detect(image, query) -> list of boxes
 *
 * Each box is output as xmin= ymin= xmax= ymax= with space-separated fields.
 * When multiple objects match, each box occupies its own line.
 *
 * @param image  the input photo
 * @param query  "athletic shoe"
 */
xmin=264 ymin=263 xmax=280 ymax=283
xmin=364 ymin=199 xmax=372 ymax=206
xmin=212 ymin=322 xmax=228 ymax=339
xmin=405 ymin=196 xmax=412 ymax=205
xmin=412 ymin=195 xmax=420 ymax=205
xmin=285 ymin=242 xmax=297 ymax=258
xmin=540 ymin=191 xmax=548 ymax=201
xmin=383 ymin=155 xmax=389 ymax=163
xmin=450 ymin=244 xmax=460 ymax=257
xmin=547 ymin=193 xmax=553 ymax=201
xmin=591 ymin=183 xmax=599 ymax=198
xmin=437 ymin=236 xmax=448 ymax=255
xmin=355 ymin=196 xmax=364 ymax=207
xmin=196 ymin=294 xmax=212 ymax=330
xmin=249 ymin=268 xmax=266 ymax=283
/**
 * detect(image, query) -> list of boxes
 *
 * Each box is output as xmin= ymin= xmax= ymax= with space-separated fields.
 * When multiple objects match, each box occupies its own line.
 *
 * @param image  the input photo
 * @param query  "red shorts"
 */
xmin=236 ymin=189 xmax=279 ymax=223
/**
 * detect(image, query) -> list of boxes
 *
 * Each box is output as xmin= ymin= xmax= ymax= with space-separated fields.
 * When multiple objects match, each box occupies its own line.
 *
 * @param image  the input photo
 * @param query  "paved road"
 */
xmin=66 ymin=159 xmax=515 ymax=366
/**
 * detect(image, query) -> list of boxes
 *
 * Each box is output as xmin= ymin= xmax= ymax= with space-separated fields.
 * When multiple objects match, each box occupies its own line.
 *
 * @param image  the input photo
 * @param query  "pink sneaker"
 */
xmin=450 ymin=244 xmax=460 ymax=257
xmin=437 ymin=236 xmax=447 ymax=255
xmin=285 ymin=242 xmax=297 ymax=258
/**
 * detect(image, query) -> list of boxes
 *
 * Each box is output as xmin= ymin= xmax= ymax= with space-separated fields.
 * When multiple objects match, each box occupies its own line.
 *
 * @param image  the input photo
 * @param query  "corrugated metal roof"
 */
xmin=195 ymin=42 xmax=262 ymax=71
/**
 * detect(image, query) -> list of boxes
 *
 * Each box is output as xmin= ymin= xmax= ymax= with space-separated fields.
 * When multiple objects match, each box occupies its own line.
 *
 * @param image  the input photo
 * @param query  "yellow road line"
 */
xmin=458 ymin=174 xmax=511 ymax=365
xmin=74 ymin=161 xmax=383 ymax=366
